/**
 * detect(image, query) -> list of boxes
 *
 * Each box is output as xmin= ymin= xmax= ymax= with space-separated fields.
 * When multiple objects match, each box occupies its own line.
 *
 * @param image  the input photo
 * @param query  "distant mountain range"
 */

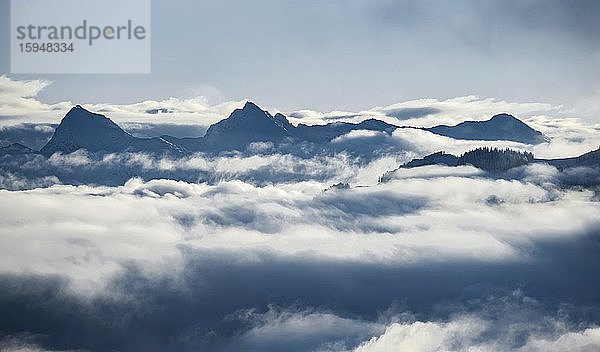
xmin=158 ymin=102 xmax=399 ymax=152
xmin=2 ymin=102 xmax=549 ymax=157
xmin=2 ymin=103 xmax=599 ymax=189
xmin=36 ymin=102 xmax=400 ymax=156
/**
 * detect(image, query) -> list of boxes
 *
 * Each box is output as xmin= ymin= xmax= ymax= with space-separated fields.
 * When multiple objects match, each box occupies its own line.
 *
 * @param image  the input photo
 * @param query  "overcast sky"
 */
xmin=1 ymin=0 xmax=600 ymax=120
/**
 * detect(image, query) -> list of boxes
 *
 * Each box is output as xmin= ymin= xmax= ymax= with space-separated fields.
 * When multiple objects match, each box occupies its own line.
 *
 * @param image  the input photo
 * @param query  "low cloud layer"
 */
xmin=0 ymin=75 xmax=244 ymax=128
xmin=1 ymin=170 xmax=599 ymax=350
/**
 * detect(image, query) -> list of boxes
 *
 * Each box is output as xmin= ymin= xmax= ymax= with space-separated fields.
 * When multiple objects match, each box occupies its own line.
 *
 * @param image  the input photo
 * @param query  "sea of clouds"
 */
xmin=1 ymin=76 xmax=600 ymax=351
xmin=1 ymin=172 xmax=599 ymax=351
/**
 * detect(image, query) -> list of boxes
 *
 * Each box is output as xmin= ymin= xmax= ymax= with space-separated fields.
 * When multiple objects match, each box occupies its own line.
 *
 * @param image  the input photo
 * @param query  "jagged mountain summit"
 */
xmin=273 ymin=113 xmax=294 ymax=131
xmin=161 ymin=101 xmax=399 ymax=152
xmin=160 ymin=102 xmax=295 ymax=151
xmin=40 ymin=105 xmax=183 ymax=156
xmin=203 ymin=102 xmax=292 ymax=149
xmin=425 ymin=113 xmax=547 ymax=144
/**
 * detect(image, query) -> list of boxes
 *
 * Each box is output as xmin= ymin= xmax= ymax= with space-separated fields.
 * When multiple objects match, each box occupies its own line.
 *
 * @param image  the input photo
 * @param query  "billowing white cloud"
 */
xmin=0 ymin=172 xmax=598 ymax=295
xmin=527 ymin=115 xmax=600 ymax=158
xmin=0 ymin=75 xmax=70 ymax=120
xmin=374 ymin=96 xmax=558 ymax=127
xmin=0 ymin=172 xmax=598 ymax=351
xmin=0 ymin=76 xmax=245 ymax=127
xmin=285 ymin=96 xmax=559 ymax=128
xmin=355 ymin=316 xmax=600 ymax=352
xmin=355 ymin=317 xmax=487 ymax=352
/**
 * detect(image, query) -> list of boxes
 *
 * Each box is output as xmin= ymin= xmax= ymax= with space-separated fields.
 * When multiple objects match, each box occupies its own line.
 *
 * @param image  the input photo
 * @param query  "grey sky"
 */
xmin=1 ymin=0 xmax=600 ymax=119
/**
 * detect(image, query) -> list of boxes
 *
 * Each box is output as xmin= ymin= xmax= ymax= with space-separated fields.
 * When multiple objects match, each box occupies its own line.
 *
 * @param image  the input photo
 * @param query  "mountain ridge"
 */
xmin=425 ymin=113 xmax=547 ymax=144
xmin=38 ymin=103 xmax=549 ymax=156
xmin=155 ymin=102 xmax=401 ymax=152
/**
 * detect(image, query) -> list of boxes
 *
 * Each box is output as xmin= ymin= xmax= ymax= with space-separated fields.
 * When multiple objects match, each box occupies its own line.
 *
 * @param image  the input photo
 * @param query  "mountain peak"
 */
xmin=491 ymin=113 xmax=514 ymax=119
xmin=67 ymin=104 xmax=95 ymax=116
xmin=229 ymin=101 xmax=271 ymax=121
xmin=60 ymin=105 xmax=120 ymax=130
xmin=202 ymin=102 xmax=290 ymax=149
xmin=40 ymin=106 xmax=130 ymax=156
xmin=41 ymin=106 xmax=181 ymax=156
xmin=489 ymin=113 xmax=520 ymax=123
xmin=242 ymin=101 xmax=262 ymax=111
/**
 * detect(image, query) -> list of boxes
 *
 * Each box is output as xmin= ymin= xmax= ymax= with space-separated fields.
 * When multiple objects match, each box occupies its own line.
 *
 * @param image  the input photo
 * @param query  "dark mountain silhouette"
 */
xmin=426 ymin=113 xmax=547 ymax=144
xmin=160 ymin=102 xmax=293 ymax=152
xmin=293 ymin=119 xmax=397 ymax=144
xmin=157 ymin=102 xmax=399 ymax=152
xmin=38 ymin=104 xmax=550 ymax=156
xmin=40 ymin=105 xmax=184 ymax=156
xmin=203 ymin=102 xmax=292 ymax=149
